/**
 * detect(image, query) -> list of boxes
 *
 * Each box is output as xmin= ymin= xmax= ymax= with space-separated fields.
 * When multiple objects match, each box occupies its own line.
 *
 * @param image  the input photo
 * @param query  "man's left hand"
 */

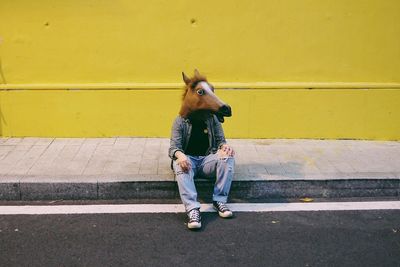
xmin=218 ymin=144 xmax=235 ymax=157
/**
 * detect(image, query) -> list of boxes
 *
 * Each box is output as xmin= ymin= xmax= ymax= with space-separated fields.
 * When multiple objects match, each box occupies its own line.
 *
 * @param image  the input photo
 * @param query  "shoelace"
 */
xmin=189 ymin=209 xmax=200 ymax=222
xmin=214 ymin=202 xmax=229 ymax=212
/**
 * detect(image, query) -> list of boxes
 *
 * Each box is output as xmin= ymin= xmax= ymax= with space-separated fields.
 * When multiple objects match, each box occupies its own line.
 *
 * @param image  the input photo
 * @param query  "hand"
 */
xmin=175 ymin=151 xmax=191 ymax=173
xmin=218 ymin=144 xmax=235 ymax=157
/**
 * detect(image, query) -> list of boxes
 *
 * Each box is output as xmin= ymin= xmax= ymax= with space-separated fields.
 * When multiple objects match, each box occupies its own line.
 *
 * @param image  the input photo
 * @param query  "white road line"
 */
xmin=0 ymin=201 xmax=400 ymax=215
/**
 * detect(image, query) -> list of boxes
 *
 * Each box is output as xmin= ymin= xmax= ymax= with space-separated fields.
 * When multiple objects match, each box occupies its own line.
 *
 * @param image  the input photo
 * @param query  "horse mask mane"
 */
xmin=180 ymin=70 xmax=232 ymax=123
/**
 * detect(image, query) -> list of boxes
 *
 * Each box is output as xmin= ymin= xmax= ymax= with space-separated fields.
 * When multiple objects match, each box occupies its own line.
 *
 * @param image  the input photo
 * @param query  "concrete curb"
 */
xmin=0 ymin=179 xmax=399 ymax=201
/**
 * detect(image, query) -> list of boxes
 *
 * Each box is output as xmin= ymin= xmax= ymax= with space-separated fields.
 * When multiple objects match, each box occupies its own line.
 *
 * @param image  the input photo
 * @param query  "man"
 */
xmin=169 ymin=70 xmax=235 ymax=230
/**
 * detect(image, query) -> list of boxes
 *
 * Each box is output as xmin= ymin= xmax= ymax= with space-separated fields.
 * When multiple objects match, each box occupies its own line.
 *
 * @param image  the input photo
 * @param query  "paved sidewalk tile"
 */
xmin=50 ymin=145 xmax=82 ymax=175
xmin=27 ymin=142 xmax=65 ymax=175
xmin=3 ymin=138 xmax=23 ymax=145
xmin=9 ymin=145 xmax=49 ymax=175
xmin=65 ymin=143 xmax=98 ymax=175
xmin=0 ymin=138 xmax=398 ymax=182
xmin=98 ymin=138 xmax=116 ymax=146
xmin=83 ymin=145 xmax=113 ymax=175
xmin=35 ymin=138 xmax=54 ymax=146
xmin=103 ymin=161 xmax=140 ymax=175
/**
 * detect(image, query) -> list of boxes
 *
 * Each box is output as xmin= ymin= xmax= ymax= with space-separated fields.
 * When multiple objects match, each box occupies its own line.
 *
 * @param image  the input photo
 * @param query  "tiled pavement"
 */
xmin=0 ymin=137 xmax=399 ymax=182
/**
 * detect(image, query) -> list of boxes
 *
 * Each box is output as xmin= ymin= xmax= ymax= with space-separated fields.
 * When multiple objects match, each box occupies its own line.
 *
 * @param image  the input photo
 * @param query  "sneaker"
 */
xmin=213 ymin=201 xmax=233 ymax=218
xmin=187 ymin=208 xmax=201 ymax=229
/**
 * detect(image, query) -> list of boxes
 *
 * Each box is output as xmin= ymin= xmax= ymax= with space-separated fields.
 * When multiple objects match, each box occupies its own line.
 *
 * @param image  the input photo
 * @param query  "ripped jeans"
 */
xmin=173 ymin=153 xmax=235 ymax=212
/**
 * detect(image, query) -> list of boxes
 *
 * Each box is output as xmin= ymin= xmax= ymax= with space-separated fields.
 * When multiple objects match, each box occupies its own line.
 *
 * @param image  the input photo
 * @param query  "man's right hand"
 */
xmin=175 ymin=151 xmax=191 ymax=173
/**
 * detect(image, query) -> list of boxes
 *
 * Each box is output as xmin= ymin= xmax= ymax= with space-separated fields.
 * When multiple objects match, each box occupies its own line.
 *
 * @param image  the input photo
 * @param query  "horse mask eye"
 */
xmin=196 ymin=89 xmax=205 ymax=96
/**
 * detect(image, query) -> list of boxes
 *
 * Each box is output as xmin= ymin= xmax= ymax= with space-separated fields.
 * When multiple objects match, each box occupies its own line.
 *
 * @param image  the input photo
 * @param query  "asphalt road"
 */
xmin=0 ymin=207 xmax=399 ymax=267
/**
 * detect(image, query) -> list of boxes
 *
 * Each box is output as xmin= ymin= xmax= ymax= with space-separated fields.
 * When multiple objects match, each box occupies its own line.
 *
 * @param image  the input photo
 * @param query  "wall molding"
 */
xmin=0 ymin=82 xmax=399 ymax=90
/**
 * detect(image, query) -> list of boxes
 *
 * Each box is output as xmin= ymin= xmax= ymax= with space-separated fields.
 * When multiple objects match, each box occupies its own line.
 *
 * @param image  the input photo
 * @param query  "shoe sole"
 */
xmin=214 ymin=207 xmax=233 ymax=218
xmin=188 ymin=222 xmax=202 ymax=229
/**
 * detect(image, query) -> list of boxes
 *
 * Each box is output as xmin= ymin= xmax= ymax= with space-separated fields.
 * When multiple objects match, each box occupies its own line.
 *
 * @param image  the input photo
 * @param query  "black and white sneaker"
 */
xmin=187 ymin=208 xmax=201 ymax=229
xmin=213 ymin=201 xmax=233 ymax=218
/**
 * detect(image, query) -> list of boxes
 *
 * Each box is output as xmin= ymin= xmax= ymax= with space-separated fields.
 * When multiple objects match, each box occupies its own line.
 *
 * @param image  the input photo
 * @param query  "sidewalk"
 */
xmin=0 ymin=137 xmax=399 ymax=200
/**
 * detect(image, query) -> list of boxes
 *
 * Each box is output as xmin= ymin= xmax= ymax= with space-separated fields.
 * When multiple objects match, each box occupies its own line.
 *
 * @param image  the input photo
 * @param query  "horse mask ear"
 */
xmin=182 ymin=72 xmax=191 ymax=85
xmin=194 ymin=69 xmax=201 ymax=77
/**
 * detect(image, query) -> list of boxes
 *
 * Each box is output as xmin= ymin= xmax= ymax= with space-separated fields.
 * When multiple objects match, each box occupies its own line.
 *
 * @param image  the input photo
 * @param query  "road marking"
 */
xmin=0 ymin=201 xmax=400 ymax=215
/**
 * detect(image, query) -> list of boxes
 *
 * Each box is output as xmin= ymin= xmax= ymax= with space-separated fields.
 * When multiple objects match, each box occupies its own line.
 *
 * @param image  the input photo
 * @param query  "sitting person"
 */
xmin=169 ymin=70 xmax=235 ymax=230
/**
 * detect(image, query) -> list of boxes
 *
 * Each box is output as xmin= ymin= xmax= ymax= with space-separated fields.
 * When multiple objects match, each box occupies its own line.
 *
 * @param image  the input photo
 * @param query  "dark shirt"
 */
xmin=168 ymin=115 xmax=226 ymax=160
xmin=185 ymin=119 xmax=209 ymax=156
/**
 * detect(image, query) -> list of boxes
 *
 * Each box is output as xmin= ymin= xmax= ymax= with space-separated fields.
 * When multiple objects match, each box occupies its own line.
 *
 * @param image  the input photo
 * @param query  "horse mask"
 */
xmin=180 ymin=70 xmax=232 ymax=123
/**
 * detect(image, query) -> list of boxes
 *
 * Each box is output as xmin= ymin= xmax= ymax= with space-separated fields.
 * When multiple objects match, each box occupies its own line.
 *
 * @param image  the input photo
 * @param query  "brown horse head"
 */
xmin=179 ymin=69 xmax=232 ymax=123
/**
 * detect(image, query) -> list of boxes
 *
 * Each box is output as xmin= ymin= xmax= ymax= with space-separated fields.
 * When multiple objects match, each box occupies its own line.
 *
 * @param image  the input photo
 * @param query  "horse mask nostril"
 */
xmin=219 ymin=105 xmax=232 ymax=116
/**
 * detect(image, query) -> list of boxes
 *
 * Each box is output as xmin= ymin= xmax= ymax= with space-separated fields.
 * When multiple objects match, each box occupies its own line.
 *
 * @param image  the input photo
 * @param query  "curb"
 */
xmin=0 ymin=179 xmax=399 ymax=201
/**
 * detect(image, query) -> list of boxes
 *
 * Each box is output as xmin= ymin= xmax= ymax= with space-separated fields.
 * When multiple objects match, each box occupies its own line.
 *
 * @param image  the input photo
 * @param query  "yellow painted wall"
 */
xmin=0 ymin=1 xmax=399 ymax=139
xmin=1 ymin=88 xmax=399 ymax=140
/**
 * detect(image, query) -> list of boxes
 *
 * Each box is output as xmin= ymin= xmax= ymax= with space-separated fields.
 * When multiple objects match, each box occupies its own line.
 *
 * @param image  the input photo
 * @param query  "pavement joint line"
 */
xmin=0 ymin=201 xmax=400 ymax=215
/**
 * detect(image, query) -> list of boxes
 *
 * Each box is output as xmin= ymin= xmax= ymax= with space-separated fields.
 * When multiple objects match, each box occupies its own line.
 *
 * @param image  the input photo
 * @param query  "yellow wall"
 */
xmin=1 ymin=88 xmax=399 ymax=139
xmin=0 ymin=1 xmax=399 ymax=139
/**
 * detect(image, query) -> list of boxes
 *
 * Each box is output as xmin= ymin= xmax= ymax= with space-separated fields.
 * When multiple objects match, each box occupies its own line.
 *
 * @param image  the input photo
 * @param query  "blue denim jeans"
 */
xmin=173 ymin=153 xmax=235 ymax=212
